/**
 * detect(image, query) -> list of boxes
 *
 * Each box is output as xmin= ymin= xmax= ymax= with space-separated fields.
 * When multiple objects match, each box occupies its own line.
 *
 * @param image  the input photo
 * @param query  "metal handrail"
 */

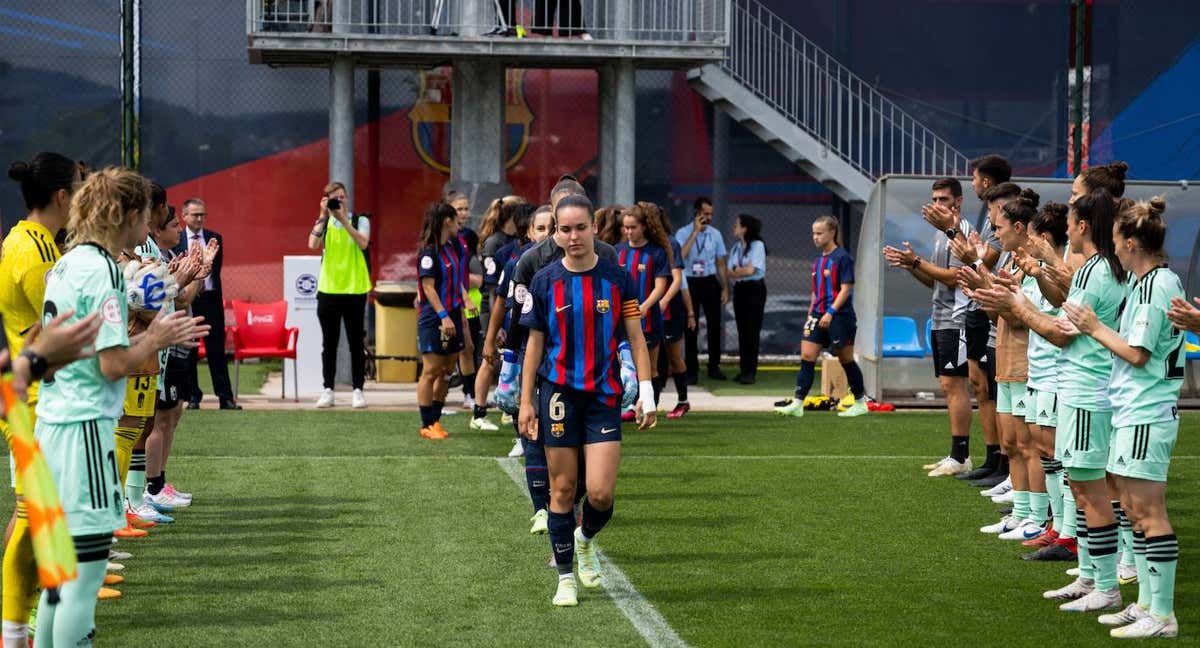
xmin=721 ymin=0 xmax=968 ymax=180
xmin=250 ymin=0 xmax=730 ymax=44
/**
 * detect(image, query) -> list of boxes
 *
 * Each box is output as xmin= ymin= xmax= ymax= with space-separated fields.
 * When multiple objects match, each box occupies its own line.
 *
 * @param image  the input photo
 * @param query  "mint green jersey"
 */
xmin=1057 ymin=255 xmax=1124 ymax=411
xmin=1023 ymin=271 xmax=1060 ymax=391
xmin=1110 ymin=266 xmax=1185 ymax=428
xmin=35 ymin=244 xmax=130 ymax=424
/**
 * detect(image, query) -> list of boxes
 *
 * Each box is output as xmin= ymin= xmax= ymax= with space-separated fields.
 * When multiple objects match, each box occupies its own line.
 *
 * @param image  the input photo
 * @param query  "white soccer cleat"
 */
xmin=927 ymin=457 xmax=972 ymax=477
xmin=575 ymin=528 xmax=603 ymax=589
xmin=462 ymin=395 xmax=475 ymax=411
xmin=530 ymin=509 xmax=548 ymax=535
xmin=1117 ymin=562 xmax=1138 ymax=585
xmin=922 ymin=456 xmax=951 ymax=471
xmin=998 ymin=519 xmax=1045 ymax=541
xmin=470 ymin=417 xmax=499 ymax=431
xmin=507 ymin=438 xmax=525 ymax=458
xmin=315 ymin=388 xmax=334 ymax=409
xmin=1043 ymin=577 xmax=1095 ymax=601
xmin=1060 ymin=587 xmax=1122 ymax=612
xmin=106 ymin=562 xmax=124 ymax=572
xmin=552 ymin=575 xmax=578 ymax=607
xmin=109 ymin=549 xmax=132 ymax=561
xmin=134 ymin=502 xmax=174 ymax=524
xmin=351 ymin=389 xmax=367 ymax=409
xmin=500 ymin=412 xmax=513 ymax=425
xmin=981 ymin=476 xmax=1013 ymax=498
xmin=145 ymin=489 xmax=189 ymax=512
xmin=1066 ymin=567 xmax=1081 ymax=577
xmin=1099 ymin=603 xmax=1151 ymax=627
xmin=991 ymin=490 xmax=1015 ymax=504
xmin=980 ymin=515 xmax=1017 ymax=535
xmin=1110 ymin=614 xmax=1179 ymax=639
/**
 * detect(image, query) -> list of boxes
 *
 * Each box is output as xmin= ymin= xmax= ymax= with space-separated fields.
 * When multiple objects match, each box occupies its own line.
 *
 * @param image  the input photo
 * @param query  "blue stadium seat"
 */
xmin=882 ymin=317 xmax=925 ymax=358
xmin=1186 ymin=331 xmax=1200 ymax=361
xmin=924 ymin=319 xmax=933 ymax=356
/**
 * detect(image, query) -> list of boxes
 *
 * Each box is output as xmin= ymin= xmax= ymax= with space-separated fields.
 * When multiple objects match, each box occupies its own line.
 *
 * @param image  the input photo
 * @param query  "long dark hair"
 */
xmin=419 ymin=202 xmax=457 ymax=250
xmin=1074 ymin=188 xmax=1125 ymax=283
xmin=1031 ymin=202 xmax=1069 ymax=248
xmin=739 ymin=213 xmax=767 ymax=255
xmin=629 ymin=202 xmax=674 ymax=266
xmin=8 ymin=152 xmax=76 ymax=211
xmin=510 ymin=203 xmax=538 ymax=245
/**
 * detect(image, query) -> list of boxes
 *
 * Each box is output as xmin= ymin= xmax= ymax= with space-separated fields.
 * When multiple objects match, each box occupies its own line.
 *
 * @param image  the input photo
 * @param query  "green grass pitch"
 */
xmin=4 ymin=409 xmax=1199 ymax=646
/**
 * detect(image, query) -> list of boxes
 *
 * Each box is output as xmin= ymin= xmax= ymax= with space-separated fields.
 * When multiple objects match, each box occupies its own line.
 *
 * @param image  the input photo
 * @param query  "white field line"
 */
xmin=169 ymin=454 xmax=1200 ymax=461
xmin=495 ymin=457 xmax=690 ymax=648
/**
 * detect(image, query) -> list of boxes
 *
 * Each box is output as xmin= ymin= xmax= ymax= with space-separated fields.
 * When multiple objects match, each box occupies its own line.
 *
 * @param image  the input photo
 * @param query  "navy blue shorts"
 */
xmin=663 ymin=311 xmax=685 ymax=343
xmin=802 ymin=312 xmax=857 ymax=349
xmin=418 ymin=308 xmax=465 ymax=355
xmin=538 ymin=381 xmax=622 ymax=448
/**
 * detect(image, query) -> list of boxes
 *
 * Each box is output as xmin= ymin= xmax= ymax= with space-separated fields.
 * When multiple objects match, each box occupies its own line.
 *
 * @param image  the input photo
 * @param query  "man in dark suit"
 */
xmin=176 ymin=198 xmax=241 ymax=410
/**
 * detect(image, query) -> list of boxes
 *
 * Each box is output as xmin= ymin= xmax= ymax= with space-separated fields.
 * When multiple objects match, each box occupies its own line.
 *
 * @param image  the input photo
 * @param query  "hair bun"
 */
xmin=1147 ymin=195 xmax=1167 ymax=219
xmin=1109 ymin=161 xmax=1130 ymax=180
xmin=7 ymin=161 xmax=30 ymax=182
xmin=1019 ymin=188 xmax=1040 ymax=208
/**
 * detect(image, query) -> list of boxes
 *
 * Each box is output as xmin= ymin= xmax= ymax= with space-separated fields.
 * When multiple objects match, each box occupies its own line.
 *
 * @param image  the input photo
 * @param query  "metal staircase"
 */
xmin=688 ymin=0 xmax=969 ymax=204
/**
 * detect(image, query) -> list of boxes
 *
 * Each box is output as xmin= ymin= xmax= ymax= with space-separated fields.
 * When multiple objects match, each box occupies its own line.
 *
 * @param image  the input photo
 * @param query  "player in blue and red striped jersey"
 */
xmin=774 ymin=215 xmax=869 ymax=418
xmin=653 ymin=205 xmax=695 ymax=419
xmin=416 ymin=202 xmax=471 ymax=440
xmin=519 ymin=194 xmax=656 ymax=607
xmin=615 ymin=202 xmax=672 ymax=422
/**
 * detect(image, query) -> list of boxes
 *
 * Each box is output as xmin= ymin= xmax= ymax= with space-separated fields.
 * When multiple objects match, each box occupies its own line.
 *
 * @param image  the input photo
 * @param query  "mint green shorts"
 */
xmin=1034 ymin=390 xmax=1058 ymax=428
xmin=997 ymin=381 xmax=1028 ymax=417
xmin=1056 ymin=405 xmax=1113 ymax=471
xmin=1108 ymin=420 xmax=1178 ymax=483
xmin=34 ymin=418 xmax=124 ymax=536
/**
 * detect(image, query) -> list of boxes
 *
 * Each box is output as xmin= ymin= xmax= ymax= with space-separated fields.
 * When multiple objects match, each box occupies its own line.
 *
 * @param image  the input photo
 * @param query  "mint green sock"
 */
xmin=1133 ymin=531 xmax=1152 ymax=609
xmin=1113 ymin=502 xmax=1135 ymax=567
xmin=1061 ymin=485 xmax=1077 ymax=539
xmin=1043 ymin=461 xmax=1064 ymax=530
xmin=1089 ymin=523 xmax=1120 ymax=591
xmin=1028 ymin=492 xmax=1049 ymax=525
xmin=126 ymin=465 xmax=146 ymax=509
xmin=1146 ymin=534 xmax=1179 ymax=618
xmin=1011 ymin=490 xmax=1030 ymax=522
xmin=38 ymin=556 xmax=105 ymax=647
xmin=1075 ymin=509 xmax=1093 ymax=581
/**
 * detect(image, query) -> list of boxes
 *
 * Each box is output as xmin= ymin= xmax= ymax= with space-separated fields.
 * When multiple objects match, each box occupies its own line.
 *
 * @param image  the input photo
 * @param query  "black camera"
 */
xmin=326 ymin=197 xmax=341 ymax=211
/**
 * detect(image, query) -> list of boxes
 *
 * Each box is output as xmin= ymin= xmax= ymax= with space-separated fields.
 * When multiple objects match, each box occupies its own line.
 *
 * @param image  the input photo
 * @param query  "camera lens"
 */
xmin=327 ymin=198 xmax=341 ymax=210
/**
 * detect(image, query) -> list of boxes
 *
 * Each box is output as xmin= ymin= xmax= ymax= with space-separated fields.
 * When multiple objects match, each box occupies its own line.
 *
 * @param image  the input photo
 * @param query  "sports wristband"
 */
xmin=638 ymin=380 xmax=655 ymax=415
xmin=827 ymin=307 xmax=837 ymax=316
xmin=437 ymin=310 xmax=449 ymax=320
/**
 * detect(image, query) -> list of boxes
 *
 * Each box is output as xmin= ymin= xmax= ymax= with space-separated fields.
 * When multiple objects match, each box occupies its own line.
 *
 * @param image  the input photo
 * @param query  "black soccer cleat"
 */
xmin=970 ymin=471 xmax=1009 ymax=488
xmin=1022 ymin=543 xmax=1077 ymax=561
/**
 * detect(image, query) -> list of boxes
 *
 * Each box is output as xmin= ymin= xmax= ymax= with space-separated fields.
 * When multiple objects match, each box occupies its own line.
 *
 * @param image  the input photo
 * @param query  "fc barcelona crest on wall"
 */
xmin=408 ymin=67 xmax=534 ymax=174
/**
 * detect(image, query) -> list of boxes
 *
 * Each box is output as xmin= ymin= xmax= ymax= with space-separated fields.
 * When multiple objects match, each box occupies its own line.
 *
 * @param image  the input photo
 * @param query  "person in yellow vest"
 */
xmin=308 ymin=181 xmax=372 ymax=409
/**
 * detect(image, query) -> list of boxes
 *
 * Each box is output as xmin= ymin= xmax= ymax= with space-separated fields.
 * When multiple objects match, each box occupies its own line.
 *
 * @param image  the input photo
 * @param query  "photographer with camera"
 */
xmin=308 ymin=181 xmax=371 ymax=409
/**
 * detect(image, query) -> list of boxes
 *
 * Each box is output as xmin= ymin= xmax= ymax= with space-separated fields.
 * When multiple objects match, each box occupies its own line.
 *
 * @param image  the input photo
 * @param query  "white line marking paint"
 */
xmin=170 ymin=454 xmax=1200 ymax=461
xmin=495 ymin=457 xmax=690 ymax=648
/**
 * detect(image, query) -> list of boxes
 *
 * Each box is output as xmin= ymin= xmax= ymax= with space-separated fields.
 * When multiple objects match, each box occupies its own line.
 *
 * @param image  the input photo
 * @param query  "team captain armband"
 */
xmin=621 ymin=299 xmax=640 ymax=319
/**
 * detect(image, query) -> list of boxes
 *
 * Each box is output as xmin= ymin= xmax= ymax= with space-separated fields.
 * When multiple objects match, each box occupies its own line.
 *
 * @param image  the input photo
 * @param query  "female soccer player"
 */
xmin=1061 ymin=197 xmax=1182 ymax=638
xmin=1011 ymin=203 xmax=1081 ymax=562
xmin=33 ymin=167 xmax=206 ymax=647
xmin=972 ymin=189 xmax=1125 ymax=609
xmin=962 ymin=189 xmax=1050 ymax=541
xmin=416 ymin=202 xmax=471 ymax=439
xmin=651 ymin=205 xmax=693 ymax=418
xmin=774 ymin=216 xmax=867 ymax=417
xmin=615 ymin=203 xmax=671 ymax=421
xmin=518 ymin=195 xmax=656 ymax=607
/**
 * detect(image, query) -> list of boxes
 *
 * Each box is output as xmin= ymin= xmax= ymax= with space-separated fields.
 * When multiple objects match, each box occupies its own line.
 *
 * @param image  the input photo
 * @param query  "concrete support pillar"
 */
xmin=606 ymin=0 xmax=632 ymax=40
xmin=329 ymin=5 xmax=356 ymax=386
xmin=460 ymin=0 xmax=491 ymax=36
xmin=598 ymin=60 xmax=636 ymax=206
xmin=449 ymin=59 xmax=510 ymax=215
xmin=712 ymin=106 xmax=730 ymax=233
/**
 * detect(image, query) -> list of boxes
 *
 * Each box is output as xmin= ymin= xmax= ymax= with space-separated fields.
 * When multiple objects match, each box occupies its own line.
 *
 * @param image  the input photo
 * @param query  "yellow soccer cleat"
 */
xmin=575 ymin=530 xmax=603 ymax=589
xmin=552 ymin=576 xmax=578 ymax=607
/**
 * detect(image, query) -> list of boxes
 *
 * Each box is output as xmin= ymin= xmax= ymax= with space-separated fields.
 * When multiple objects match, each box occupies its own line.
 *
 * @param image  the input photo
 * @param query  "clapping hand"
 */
xmin=1061 ymin=300 xmax=1100 ymax=335
xmin=882 ymin=243 xmax=917 ymax=269
xmin=1167 ymin=296 xmax=1200 ymax=333
xmin=921 ymin=203 xmax=956 ymax=231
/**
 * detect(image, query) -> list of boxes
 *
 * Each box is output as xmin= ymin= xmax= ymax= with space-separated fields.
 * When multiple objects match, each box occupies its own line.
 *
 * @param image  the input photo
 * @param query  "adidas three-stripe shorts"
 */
xmin=1108 ymin=419 xmax=1179 ymax=482
xmin=34 ymin=418 xmax=125 ymax=536
xmin=1056 ymin=404 xmax=1113 ymax=471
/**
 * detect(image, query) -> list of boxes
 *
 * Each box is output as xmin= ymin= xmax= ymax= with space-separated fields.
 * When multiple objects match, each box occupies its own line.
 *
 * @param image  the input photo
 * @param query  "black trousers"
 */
xmin=189 ymin=291 xmax=234 ymax=403
xmin=684 ymin=275 xmax=724 ymax=379
xmin=533 ymin=0 xmax=584 ymax=35
xmin=733 ymin=279 xmax=766 ymax=378
xmin=317 ymin=291 xmax=367 ymax=390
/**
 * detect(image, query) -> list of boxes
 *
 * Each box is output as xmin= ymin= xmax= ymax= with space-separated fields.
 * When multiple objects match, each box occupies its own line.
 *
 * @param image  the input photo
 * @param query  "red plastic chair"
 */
xmin=228 ymin=300 xmax=299 ymax=401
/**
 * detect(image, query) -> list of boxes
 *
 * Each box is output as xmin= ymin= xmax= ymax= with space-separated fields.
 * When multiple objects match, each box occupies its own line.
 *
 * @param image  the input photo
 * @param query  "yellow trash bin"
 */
xmin=374 ymin=282 xmax=419 ymax=382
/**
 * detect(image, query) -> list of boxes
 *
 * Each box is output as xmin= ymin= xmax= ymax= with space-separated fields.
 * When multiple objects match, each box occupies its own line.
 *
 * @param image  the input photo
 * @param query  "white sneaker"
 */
xmin=106 ymin=561 xmax=124 ymax=572
xmin=922 ymin=456 xmax=951 ymax=471
xmin=470 ymin=417 xmax=499 ymax=431
xmin=1043 ymin=577 xmax=1095 ymax=600
xmin=552 ymin=575 xmax=578 ymax=607
xmin=1099 ymin=603 xmax=1151 ymax=627
xmin=500 ymin=412 xmax=513 ymax=425
xmin=1118 ymin=562 xmax=1139 ymax=585
xmin=507 ymin=438 xmax=524 ymax=458
xmin=109 ymin=549 xmax=132 ymax=561
xmin=998 ymin=519 xmax=1045 ymax=541
xmin=1060 ymin=587 xmax=1121 ymax=612
xmin=462 ymin=395 xmax=475 ymax=410
xmin=134 ymin=502 xmax=174 ymax=524
xmin=145 ymin=489 xmax=188 ymax=512
xmin=981 ymin=476 xmax=1013 ymax=498
xmin=575 ymin=528 xmax=603 ymax=589
xmin=1066 ymin=567 xmax=1081 ymax=577
xmin=351 ymin=389 xmax=367 ymax=409
xmin=530 ymin=509 xmax=548 ymax=535
xmin=315 ymin=388 xmax=334 ymax=409
xmin=928 ymin=457 xmax=972 ymax=477
xmin=980 ymin=515 xmax=1017 ymax=534
xmin=991 ymin=490 xmax=1015 ymax=504
xmin=1110 ymin=614 xmax=1179 ymax=639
